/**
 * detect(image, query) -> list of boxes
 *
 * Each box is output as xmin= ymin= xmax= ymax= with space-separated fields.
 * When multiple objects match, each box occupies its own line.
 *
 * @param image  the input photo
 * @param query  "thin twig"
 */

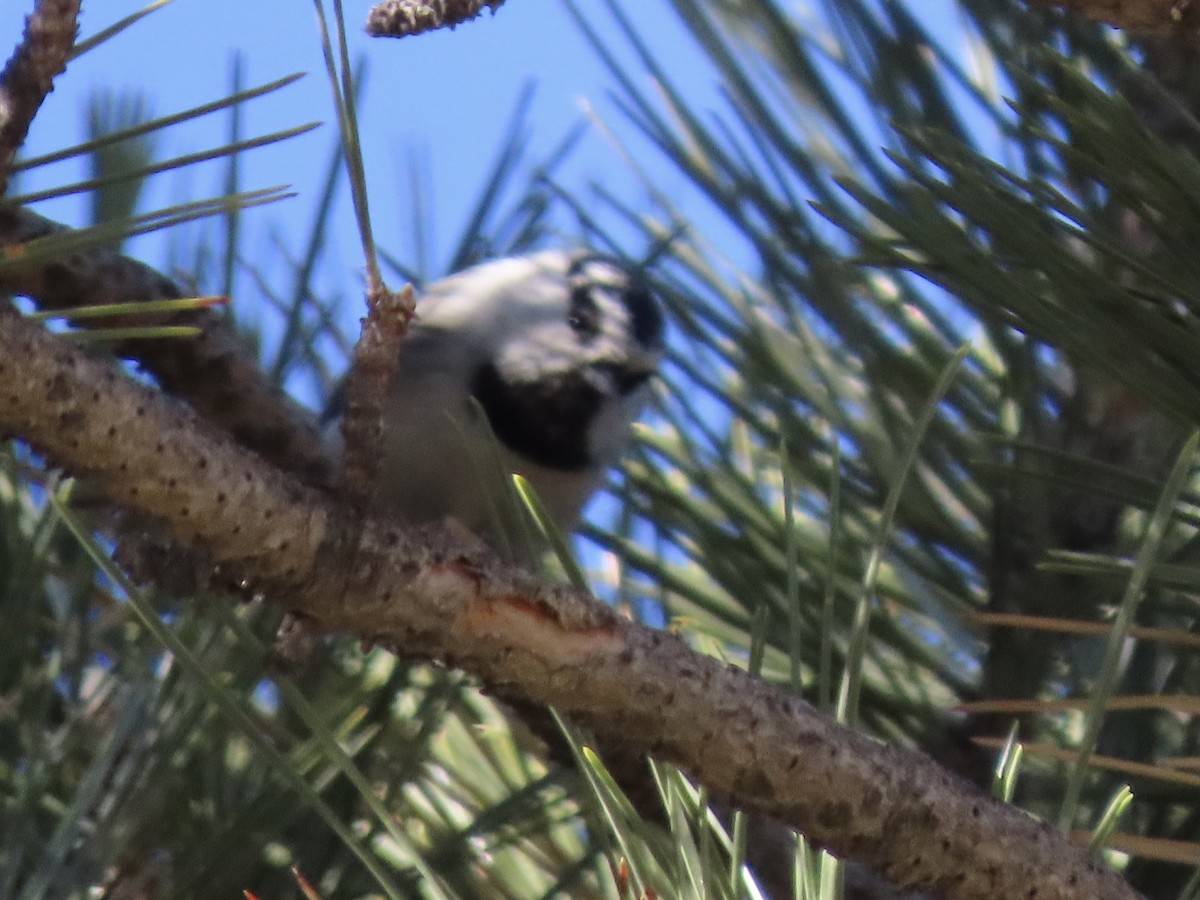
xmin=338 ymin=280 xmax=416 ymax=500
xmin=0 ymin=0 xmax=79 ymax=194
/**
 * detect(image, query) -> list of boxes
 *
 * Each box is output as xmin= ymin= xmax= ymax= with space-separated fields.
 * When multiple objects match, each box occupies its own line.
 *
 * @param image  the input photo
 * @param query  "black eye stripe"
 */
xmin=623 ymin=280 xmax=664 ymax=349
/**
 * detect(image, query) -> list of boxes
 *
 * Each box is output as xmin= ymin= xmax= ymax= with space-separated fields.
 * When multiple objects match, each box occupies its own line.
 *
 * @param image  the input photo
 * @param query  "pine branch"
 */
xmin=0 ymin=306 xmax=1144 ymax=900
xmin=0 ymin=206 xmax=332 ymax=483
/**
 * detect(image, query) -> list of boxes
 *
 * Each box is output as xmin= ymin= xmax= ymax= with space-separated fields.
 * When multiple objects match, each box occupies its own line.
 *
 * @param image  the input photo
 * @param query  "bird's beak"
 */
xmin=602 ymin=349 xmax=661 ymax=395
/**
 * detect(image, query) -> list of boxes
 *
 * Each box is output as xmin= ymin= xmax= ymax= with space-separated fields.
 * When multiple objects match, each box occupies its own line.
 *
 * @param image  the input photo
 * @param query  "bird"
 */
xmin=332 ymin=249 xmax=665 ymax=541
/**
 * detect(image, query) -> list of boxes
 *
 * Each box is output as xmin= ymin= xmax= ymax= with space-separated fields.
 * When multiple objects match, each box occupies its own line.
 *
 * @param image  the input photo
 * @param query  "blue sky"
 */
xmin=0 ymin=0 xmax=969 ymax=299
xmin=2 ymin=1 xmax=722 ymax=292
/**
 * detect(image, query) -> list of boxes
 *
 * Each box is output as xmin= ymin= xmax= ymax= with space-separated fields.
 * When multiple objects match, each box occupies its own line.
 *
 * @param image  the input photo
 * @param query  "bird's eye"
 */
xmin=567 ymin=285 xmax=602 ymax=342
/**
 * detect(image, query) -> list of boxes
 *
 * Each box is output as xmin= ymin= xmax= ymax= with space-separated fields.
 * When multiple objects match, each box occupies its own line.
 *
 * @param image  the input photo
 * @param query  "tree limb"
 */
xmin=0 ymin=307 xmax=1143 ymax=900
xmin=1028 ymin=0 xmax=1200 ymax=41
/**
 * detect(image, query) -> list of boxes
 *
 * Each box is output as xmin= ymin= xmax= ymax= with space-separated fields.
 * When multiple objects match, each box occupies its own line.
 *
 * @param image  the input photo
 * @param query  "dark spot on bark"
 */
xmin=861 ymin=786 xmax=882 ymax=815
xmin=59 ymin=409 xmax=85 ymax=430
xmin=816 ymin=801 xmax=851 ymax=828
xmin=45 ymin=373 xmax=71 ymax=402
xmin=732 ymin=767 xmax=772 ymax=798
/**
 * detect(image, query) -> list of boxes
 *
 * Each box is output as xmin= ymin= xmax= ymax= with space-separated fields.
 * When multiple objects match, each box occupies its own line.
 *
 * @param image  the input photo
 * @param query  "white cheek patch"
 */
xmin=495 ymin=323 xmax=598 ymax=383
xmin=586 ymin=267 xmax=631 ymax=295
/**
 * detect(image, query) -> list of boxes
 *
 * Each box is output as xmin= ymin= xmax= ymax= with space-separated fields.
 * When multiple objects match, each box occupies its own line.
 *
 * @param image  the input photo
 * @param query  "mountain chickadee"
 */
xmin=341 ymin=249 xmax=664 ymax=536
